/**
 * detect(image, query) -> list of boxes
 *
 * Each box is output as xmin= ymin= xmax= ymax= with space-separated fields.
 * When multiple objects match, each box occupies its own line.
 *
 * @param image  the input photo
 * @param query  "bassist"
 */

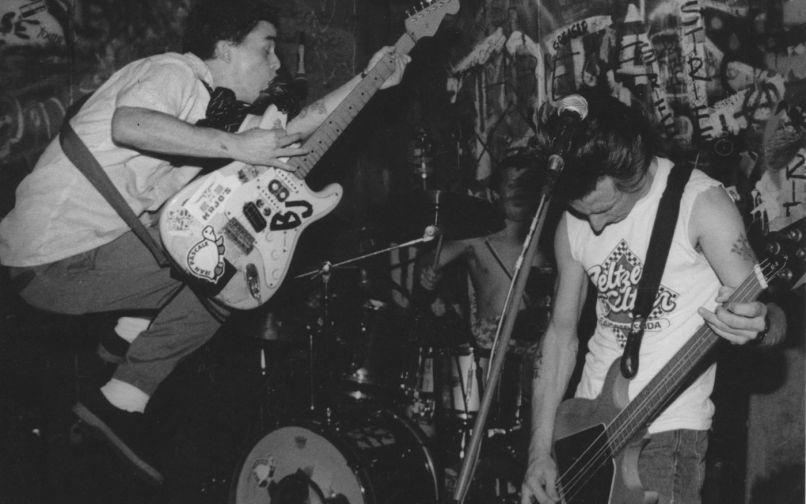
xmin=521 ymin=94 xmax=785 ymax=504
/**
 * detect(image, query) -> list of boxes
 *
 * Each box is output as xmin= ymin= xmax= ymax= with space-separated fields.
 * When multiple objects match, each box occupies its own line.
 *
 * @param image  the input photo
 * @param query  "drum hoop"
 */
xmin=233 ymin=410 xmax=439 ymax=504
xmin=380 ymin=409 xmax=441 ymax=502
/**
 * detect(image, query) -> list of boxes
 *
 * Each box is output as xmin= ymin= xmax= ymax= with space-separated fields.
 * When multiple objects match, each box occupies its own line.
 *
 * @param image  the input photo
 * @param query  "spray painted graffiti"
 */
xmin=449 ymin=0 xmax=805 ymax=223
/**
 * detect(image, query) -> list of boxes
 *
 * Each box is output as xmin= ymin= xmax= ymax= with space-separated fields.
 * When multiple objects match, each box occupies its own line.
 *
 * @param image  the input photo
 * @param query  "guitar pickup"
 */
xmin=243 ymin=202 xmax=267 ymax=232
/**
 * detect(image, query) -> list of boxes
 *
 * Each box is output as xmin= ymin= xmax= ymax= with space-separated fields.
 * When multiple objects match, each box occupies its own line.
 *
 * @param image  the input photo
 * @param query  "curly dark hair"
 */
xmin=533 ymin=91 xmax=657 ymax=202
xmin=183 ymin=0 xmax=279 ymax=60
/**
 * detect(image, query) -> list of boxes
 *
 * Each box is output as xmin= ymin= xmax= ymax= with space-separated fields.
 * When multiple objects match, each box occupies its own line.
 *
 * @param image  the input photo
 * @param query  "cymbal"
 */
xmin=385 ymin=189 xmax=504 ymax=241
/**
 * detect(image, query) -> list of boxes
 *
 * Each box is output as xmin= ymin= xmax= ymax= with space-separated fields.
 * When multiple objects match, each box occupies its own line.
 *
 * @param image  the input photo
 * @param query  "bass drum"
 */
xmin=229 ymin=408 xmax=439 ymax=504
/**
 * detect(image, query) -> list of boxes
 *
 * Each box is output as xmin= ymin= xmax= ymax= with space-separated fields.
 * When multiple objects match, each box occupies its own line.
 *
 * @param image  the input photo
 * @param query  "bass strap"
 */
xmin=620 ymin=163 xmax=694 ymax=379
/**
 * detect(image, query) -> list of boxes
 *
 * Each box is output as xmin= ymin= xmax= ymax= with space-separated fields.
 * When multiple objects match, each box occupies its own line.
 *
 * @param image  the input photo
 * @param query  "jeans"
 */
xmin=10 ymin=228 xmax=226 ymax=395
xmin=638 ymin=429 xmax=709 ymax=504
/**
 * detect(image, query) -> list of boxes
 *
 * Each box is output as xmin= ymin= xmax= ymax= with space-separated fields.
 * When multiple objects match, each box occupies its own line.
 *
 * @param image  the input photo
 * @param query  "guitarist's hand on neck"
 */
xmin=697 ymin=285 xmax=783 ymax=346
xmin=362 ymin=46 xmax=412 ymax=90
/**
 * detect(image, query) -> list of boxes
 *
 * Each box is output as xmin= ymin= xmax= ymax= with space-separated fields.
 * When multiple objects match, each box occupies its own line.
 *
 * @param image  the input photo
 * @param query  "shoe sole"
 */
xmin=73 ymin=402 xmax=165 ymax=486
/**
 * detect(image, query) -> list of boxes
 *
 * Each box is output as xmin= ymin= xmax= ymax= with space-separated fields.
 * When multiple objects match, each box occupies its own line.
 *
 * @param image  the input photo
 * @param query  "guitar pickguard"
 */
xmin=160 ymin=163 xmax=341 ymax=309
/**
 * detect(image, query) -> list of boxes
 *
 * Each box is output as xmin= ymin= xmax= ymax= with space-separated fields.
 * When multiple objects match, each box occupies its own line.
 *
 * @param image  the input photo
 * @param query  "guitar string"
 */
xmin=557 ymin=260 xmax=772 ymax=501
xmin=294 ymin=59 xmax=394 ymax=179
xmin=558 ymin=263 xmax=766 ymax=501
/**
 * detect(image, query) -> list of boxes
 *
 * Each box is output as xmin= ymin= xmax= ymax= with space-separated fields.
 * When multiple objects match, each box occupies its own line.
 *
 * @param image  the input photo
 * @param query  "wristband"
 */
xmin=755 ymin=314 xmax=771 ymax=345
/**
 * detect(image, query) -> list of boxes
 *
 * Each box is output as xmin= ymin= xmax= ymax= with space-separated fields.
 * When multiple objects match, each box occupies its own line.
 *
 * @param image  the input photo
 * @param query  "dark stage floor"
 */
xmin=0 ymin=297 xmax=526 ymax=504
xmin=1 ymin=300 xmax=285 ymax=504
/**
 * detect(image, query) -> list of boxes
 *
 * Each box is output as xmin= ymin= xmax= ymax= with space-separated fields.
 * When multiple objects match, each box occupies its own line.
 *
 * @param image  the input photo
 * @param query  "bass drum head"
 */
xmin=229 ymin=425 xmax=364 ymax=503
xmin=229 ymin=409 xmax=439 ymax=504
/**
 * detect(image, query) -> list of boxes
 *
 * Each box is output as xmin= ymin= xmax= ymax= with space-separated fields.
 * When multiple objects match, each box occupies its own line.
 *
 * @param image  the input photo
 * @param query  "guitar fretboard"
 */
xmin=290 ymin=35 xmax=416 ymax=179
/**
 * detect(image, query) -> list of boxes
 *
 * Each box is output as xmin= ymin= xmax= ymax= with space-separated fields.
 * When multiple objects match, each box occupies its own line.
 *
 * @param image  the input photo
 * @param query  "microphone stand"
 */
xmin=452 ymin=155 xmax=564 ymax=504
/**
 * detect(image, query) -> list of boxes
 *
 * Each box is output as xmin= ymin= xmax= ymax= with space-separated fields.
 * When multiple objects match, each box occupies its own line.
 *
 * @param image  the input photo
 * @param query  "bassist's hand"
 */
xmin=521 ymin=454 xmax=561 ymax=503
xmin=233 ymin=128 xmax=308 ymax=170
xmin=697 ymin=285 xmax=767 ymax=345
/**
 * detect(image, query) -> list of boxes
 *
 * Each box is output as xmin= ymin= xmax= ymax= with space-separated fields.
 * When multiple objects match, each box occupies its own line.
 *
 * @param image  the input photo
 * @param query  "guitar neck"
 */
xmin=290 ymin=33 xmax=416 ymax=178
xmin=603 ymin=266 xmax=768 ymax=454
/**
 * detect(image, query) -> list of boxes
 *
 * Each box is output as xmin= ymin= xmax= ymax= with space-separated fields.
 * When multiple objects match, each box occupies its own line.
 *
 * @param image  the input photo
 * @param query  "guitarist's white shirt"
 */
xmin=0 ymin=52 xmax=215 ymax=267
xmin=566 ymin=157 xmax=722 ymax=434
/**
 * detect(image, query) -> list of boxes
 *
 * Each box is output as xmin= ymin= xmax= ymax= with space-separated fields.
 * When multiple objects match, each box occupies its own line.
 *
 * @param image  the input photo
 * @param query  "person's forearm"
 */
xmin=287 ymin=74 xmax=362 ymax=137
xmin=529 ymin=327 xmax=578 ymax=457
xmin=112 ymin=107 xmax=239 ymax=159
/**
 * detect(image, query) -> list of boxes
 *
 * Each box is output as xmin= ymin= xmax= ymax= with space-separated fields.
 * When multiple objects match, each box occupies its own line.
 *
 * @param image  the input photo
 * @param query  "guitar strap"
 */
xmin=59 ymin=120 xmax=171 ymax=267
xmin=620 ymin=163 xmax=694 ymax=379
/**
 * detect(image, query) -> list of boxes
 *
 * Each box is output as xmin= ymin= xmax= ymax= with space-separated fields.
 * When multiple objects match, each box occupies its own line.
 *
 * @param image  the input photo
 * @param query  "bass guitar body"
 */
xmin=553 ymin=360 xmax=653 ymax=504
xmin=159 ymin=161 xmax=341 ymax=310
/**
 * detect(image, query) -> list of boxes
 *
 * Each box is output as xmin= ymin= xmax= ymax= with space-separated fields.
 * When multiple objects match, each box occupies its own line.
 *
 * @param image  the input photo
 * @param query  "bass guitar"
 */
xmin=552 ymin=220 xmax=804 ymax=504
xmin=159 ymin=0 xmax=459 ymax=309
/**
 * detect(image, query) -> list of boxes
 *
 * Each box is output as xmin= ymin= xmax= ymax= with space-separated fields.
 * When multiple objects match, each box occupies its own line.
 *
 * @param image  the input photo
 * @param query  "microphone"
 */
xmin=423 ymin=225 xmax=439 ymax=241
xmin=547 ymin=94 xmax=589 ymax=174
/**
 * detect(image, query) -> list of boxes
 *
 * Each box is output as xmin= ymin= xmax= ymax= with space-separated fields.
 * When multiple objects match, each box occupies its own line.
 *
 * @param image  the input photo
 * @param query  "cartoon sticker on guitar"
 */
xmin=187 ymin=225 xmax=226 ymax=283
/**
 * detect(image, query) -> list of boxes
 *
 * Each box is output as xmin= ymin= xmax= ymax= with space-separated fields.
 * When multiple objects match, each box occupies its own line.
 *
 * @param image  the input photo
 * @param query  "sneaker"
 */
xmin=72 ymin=389 xmax=164 ymax=486
xmin=96 ymin=330 xmax=130 ymax=365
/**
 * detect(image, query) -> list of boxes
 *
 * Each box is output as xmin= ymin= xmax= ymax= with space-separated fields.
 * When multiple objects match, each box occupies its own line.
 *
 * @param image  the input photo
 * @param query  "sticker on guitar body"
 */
xmin=187 ymin=225 xmax=227 ymax=282
xmin=186 ymin=173 xmax=240 ymax=224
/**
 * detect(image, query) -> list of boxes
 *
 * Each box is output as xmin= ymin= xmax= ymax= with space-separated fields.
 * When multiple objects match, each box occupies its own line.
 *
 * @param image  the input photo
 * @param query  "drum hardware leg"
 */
xmin=307 ymin=323 xmax=317 ymax=415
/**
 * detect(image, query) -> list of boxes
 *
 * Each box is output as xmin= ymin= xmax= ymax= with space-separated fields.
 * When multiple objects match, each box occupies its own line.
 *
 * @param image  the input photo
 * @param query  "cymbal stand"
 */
xmin=294 ymin=227 xmax=438 ymax=415
xmin=307 ymin=260 xmax=333 ymax=415
xmin=294 ymin=229 xmax=439 ymax=281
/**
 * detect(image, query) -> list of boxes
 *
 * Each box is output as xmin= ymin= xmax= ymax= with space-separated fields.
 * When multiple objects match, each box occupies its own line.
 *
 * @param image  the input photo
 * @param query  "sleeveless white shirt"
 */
xmin=566 ymin=157 xmax=722 ymax=433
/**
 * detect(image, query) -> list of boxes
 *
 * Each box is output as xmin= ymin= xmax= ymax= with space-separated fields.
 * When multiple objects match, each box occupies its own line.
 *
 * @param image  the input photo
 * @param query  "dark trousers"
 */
xmin=11 ymin=229 xmax=226 ymax=396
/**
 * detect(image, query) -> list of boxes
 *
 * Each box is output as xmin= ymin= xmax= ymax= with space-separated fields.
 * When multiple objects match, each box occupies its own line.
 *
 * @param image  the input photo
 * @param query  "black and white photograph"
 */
xmin=0 ymin=0 xmax=804 ymax=503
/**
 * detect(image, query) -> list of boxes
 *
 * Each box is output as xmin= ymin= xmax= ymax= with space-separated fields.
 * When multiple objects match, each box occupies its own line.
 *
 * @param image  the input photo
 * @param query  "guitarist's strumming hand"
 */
xmin=233 ymin=127 xmax=307 ymax=171
xmin=697 ymin=285 xmax=770 ymax=345
xmin=521 ymin=452 xmax=561 ymax=504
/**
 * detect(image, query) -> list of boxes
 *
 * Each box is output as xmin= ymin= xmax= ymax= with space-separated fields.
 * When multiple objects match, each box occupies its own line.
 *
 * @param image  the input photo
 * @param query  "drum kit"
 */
xmin=228 ymin=189 xmax=553 ymax=504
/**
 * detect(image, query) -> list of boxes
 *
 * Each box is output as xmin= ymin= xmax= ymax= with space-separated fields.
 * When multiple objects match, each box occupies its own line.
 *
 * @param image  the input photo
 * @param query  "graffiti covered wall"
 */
xmin=448 ymin=0 xmax=805 ymax=233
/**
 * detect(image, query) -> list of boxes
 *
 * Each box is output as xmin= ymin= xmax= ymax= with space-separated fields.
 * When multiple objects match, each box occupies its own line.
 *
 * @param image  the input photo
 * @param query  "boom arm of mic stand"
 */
xmin=294 ymin=232 xmax=437 ymax=280
xmin=451 ymin=166 xmax=562 ymax=504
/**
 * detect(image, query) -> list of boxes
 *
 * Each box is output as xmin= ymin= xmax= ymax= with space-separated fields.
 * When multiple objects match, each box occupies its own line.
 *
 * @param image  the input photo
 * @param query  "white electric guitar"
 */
xmin=159 ymin=0 xmax=459 ymax=309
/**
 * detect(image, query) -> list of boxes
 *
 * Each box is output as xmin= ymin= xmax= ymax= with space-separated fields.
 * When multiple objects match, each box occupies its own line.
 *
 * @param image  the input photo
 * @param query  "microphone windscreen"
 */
xmin=557 ymin=94 xmax=589 ymax=120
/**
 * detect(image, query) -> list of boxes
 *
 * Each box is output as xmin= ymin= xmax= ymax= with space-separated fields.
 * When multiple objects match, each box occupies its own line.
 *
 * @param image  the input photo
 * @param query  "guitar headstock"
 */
xmin=760 ymin=217 xmax=806 ymax=291
xmin=404 ymin=0 xmax=460 ymax=40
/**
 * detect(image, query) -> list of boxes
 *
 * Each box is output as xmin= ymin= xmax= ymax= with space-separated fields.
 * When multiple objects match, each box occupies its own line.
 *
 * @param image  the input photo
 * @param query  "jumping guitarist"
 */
xmin=521 ymin=93 xmax=786 ymax=504
xmin=0 ymin=0 xmax=408 ymax=485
